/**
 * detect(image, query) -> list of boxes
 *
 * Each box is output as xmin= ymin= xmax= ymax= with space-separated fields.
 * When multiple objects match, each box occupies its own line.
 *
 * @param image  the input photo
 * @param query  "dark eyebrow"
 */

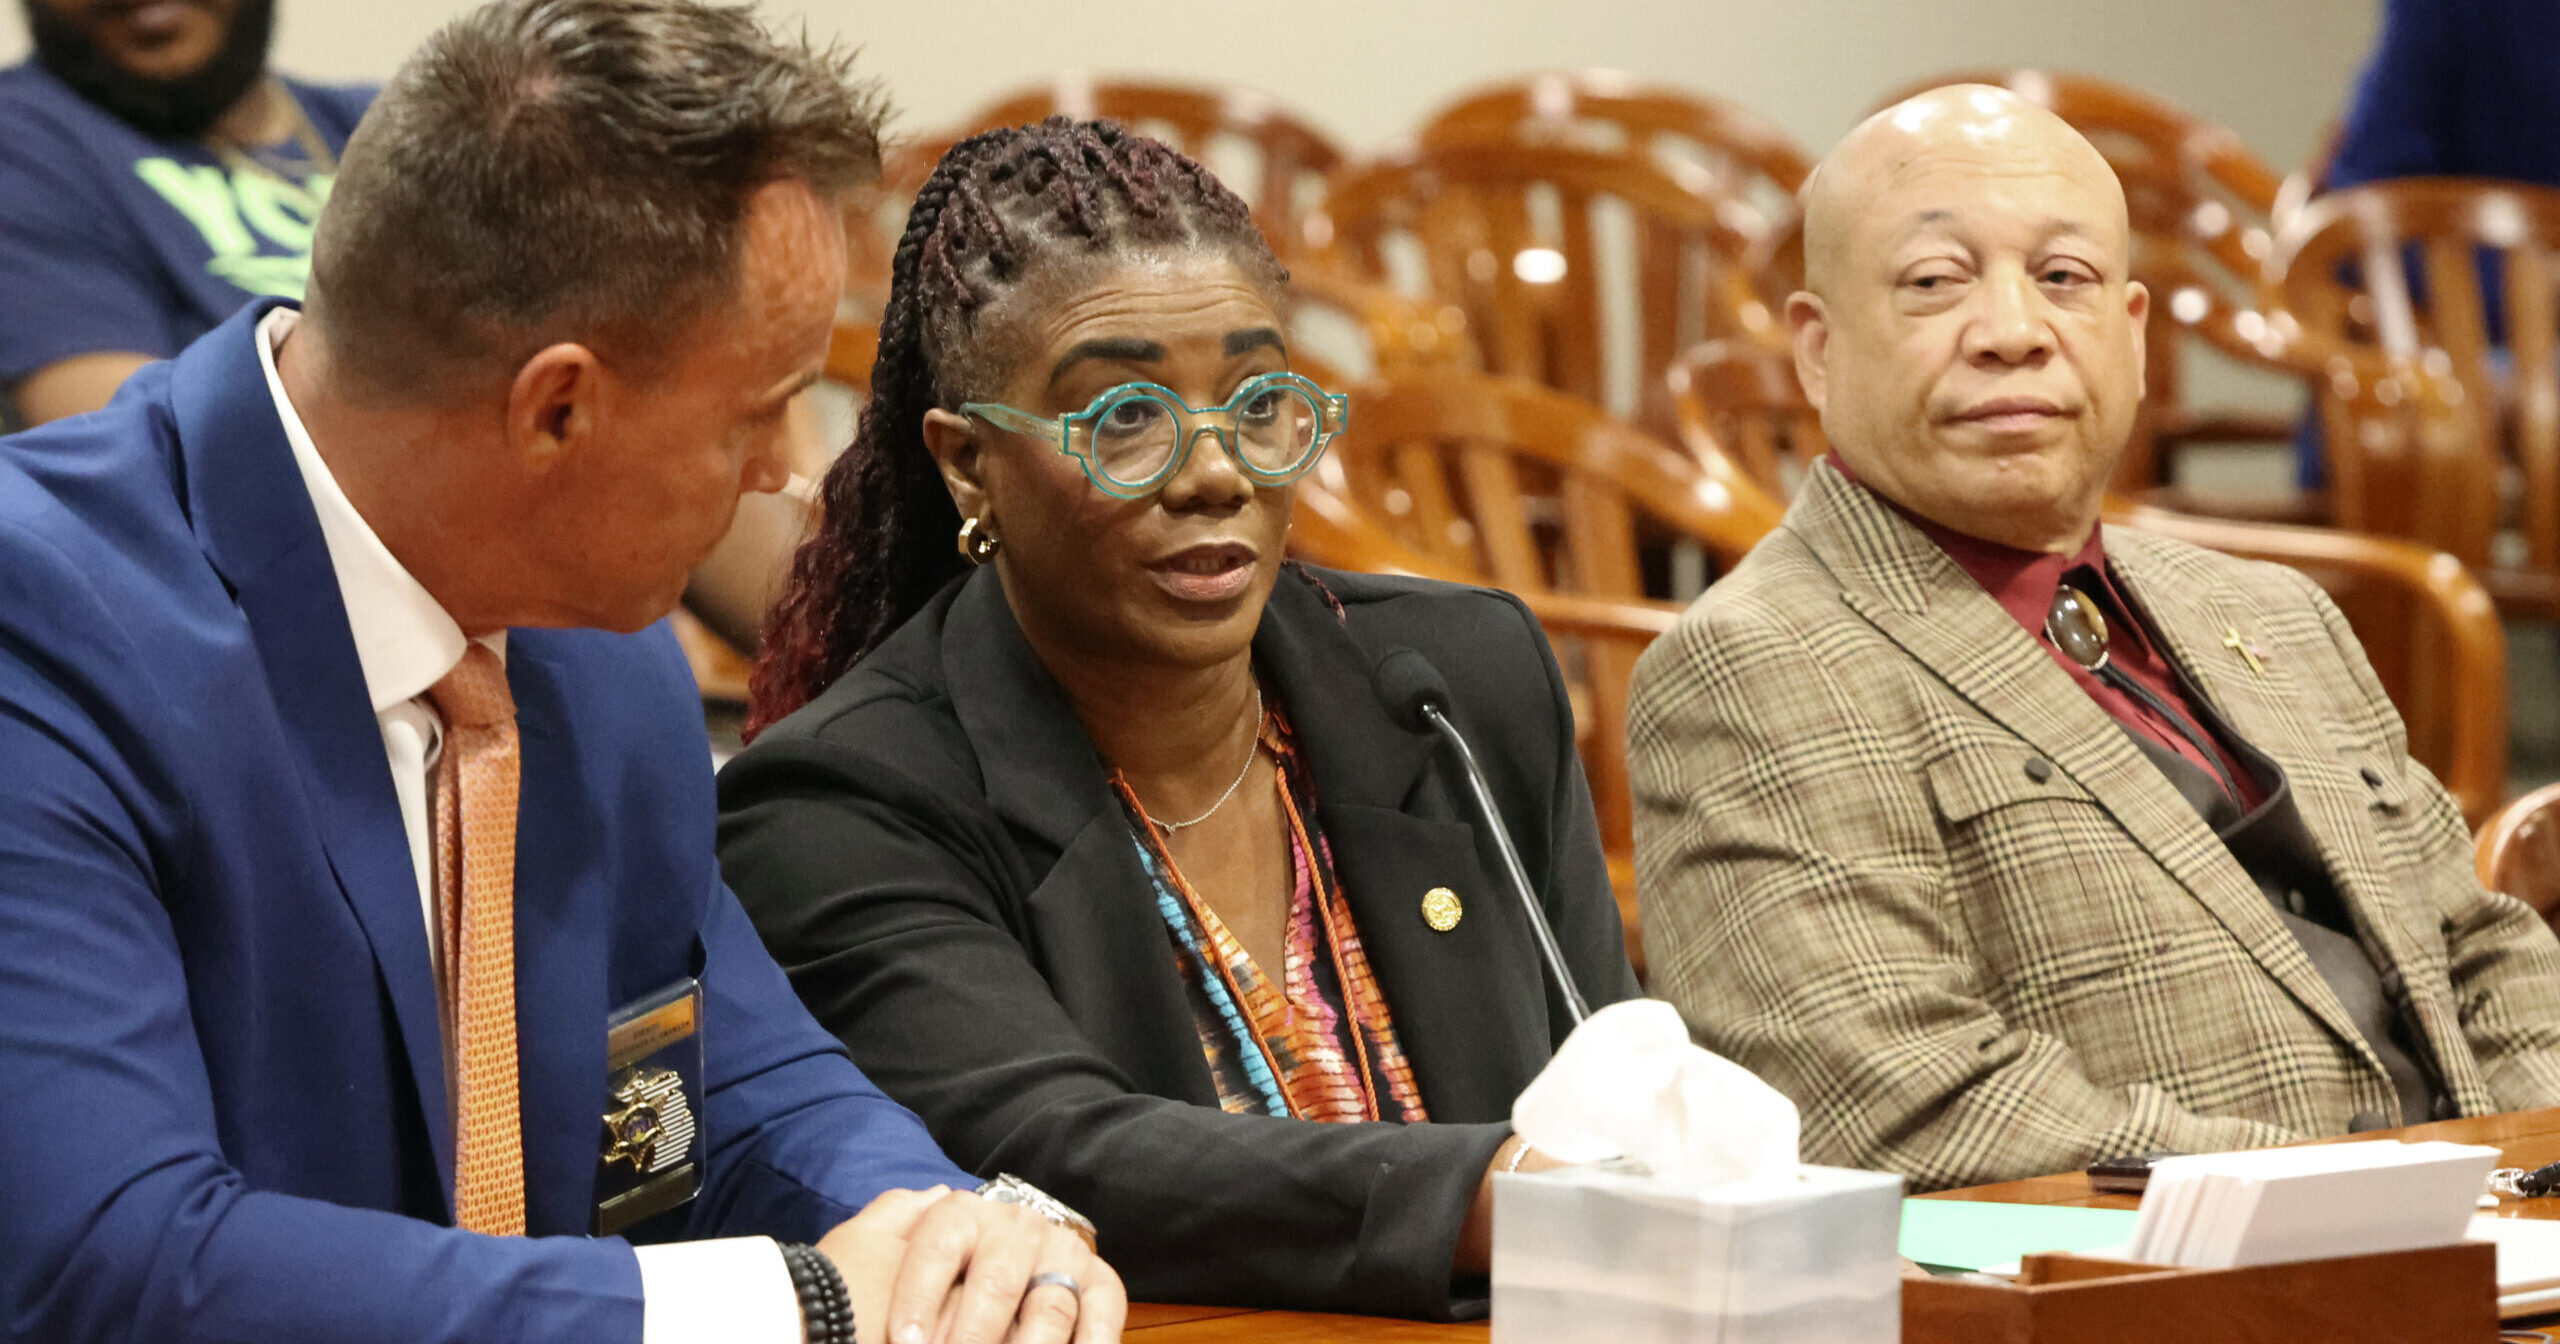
xmin=1049 ymin=337 xmax=1165 ymax=383
xmin=1225 ymin=327 xmax=1287 ymax=357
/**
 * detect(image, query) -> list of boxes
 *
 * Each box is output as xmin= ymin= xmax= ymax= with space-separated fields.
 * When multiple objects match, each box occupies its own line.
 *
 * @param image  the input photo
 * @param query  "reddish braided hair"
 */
xmin=745 ymin=117 xmax=1284 ymax=737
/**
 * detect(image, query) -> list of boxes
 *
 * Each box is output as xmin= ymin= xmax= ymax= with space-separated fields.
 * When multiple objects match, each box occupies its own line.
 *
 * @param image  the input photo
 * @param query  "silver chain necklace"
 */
xmin=1150 ymin=680 xmax=1265 ymax=834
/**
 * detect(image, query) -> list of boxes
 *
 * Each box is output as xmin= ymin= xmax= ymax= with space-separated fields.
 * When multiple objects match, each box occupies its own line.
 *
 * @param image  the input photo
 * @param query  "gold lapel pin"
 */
xmin=1421 ymin=886 xmax=1463 ymax=932
xmin=2221 ymin=627 xmax=2268 ymax=677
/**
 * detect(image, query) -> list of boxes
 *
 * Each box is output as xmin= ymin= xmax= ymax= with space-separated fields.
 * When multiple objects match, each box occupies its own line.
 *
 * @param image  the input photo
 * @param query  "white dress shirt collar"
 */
xmin=255 ymin=305 xmax=502 ymax=703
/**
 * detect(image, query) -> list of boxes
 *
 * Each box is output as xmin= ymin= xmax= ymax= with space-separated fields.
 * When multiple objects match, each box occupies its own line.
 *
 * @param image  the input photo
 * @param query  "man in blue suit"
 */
xmin=0 ymin=2 xmax=1123 ymax=1343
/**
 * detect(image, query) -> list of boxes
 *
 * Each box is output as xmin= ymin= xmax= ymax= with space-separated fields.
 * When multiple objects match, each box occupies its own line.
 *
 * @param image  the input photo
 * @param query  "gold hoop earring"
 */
xmin=957 ymin=517 xmax=1002 ymax=564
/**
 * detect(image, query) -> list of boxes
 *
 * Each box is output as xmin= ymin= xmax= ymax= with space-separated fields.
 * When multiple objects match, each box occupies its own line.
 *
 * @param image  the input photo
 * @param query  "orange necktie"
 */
xmin=430 ymin=644 xmax=526 ymax=1236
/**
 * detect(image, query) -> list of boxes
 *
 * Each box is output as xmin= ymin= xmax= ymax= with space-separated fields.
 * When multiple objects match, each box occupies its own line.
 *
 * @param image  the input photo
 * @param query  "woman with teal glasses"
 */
xmin=718 ymin=119 xmax=1636 ymax=1319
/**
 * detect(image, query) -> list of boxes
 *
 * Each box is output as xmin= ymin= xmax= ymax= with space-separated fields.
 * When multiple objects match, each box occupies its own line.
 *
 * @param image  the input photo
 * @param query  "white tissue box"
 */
xmin=1491 ymin=1161 xmax=1903 ymax=1343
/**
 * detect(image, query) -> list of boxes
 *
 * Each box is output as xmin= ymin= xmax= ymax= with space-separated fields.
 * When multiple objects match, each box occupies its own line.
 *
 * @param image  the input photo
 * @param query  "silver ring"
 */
xmin=1027 ymin=1270 xmax=1083 ymax=1297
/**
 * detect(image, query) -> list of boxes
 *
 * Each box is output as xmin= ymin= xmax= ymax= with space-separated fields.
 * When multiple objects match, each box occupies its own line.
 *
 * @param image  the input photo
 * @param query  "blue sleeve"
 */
xmin=0 ymin=530 xmax=646 ymax=1344
xmin=2327 ymin=0 xmax=2452 ymax=189
xmin=283 ymin=77 xmax=378 ymax=145
xmin=677 ymin=874 xmax=975 ymax=1244
xmin=0 ymin=101 xmax=184 ymax=383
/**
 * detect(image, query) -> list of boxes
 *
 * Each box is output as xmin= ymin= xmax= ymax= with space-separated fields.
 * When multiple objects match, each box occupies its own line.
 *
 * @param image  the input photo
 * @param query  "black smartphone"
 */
xmin=2086 ymin=1150 xmax=2181 ymax=1194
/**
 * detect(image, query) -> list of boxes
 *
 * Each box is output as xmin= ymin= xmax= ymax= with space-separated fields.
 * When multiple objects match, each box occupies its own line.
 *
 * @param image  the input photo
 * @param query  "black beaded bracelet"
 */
xmin=777 ymin=1242 xmax=855 ymax=1344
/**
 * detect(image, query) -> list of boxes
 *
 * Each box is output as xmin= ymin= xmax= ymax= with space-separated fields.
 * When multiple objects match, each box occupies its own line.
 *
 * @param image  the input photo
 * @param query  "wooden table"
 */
xmin=1125 ymin=1301 xmax=1488 ymax=1338
xmin=1121 ymin=1107 xmax=2560 ymax=1339
xmin=1927 ymin=1105 xmax=2560 ymax=1219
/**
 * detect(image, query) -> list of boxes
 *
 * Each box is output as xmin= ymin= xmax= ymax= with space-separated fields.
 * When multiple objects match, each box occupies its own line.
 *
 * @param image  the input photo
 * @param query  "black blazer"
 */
xmin=715 ymin=564 xmax=1637 ymax=1319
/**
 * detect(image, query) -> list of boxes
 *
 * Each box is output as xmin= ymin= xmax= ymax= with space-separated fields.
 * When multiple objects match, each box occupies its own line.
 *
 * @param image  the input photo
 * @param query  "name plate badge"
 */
xmin=592 ymin=978 xmax=706 ymax=1236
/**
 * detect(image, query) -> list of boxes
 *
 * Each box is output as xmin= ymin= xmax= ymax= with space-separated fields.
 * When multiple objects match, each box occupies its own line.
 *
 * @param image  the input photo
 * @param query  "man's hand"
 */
xmin=818 ymin=1187 xmax=946 ymax=1344
xmin=816 ymin=1187 xmax=1124 ymax=1344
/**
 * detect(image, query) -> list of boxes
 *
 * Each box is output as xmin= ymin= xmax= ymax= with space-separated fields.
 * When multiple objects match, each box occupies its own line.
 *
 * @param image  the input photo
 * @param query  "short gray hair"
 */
xmin=307 ymin=0 xmax=883 ymax=395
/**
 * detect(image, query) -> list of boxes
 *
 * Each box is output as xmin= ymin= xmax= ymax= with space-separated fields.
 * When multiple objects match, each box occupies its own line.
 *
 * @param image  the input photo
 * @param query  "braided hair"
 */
xmin=746 ymin=117 xmax=1285 ymax=737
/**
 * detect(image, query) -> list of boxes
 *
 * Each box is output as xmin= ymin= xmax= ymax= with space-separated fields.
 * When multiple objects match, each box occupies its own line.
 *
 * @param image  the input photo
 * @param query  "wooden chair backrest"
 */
xmin=1324 ymin=369 xmax=1785 ymax=593
xmin=1310 ymin=143 xmax=1761 ymax=442
xmin=1878 ymin=69 xmax=2307 ymax=486
xmin=840 ymin=85 xmax=1339 ymax=338
xmin=2477 ymin=781 xmax=2560 ymax=928
xmin=835 ymin=133 xmax=957 ymax=318
xmin=961 ymin=76 xmax=1341 ymax=254
xmin=2269 ymin=177 xmax=2560 ymax=614
xmin=670 ymin=610 xmax=753 ymax=705
xmin=1280 ymin=263 xmax=1481 ymax=386
xmin=1287 ymin=481 xmax=1676 ymax=976
xmin=1666 ymin=337 xmax=1828 ymax=497
xmin=1318 ymin=369 xmax=1783 ymax=869
xmin=825 ymin=321 xmax=878 ymax=398
xmin=1417 ymin=71 xmax=1811 ymax=247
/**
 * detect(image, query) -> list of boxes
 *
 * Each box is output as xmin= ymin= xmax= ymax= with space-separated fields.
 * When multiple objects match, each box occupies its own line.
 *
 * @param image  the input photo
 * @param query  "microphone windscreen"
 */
xmin=1371 ymin=648 xmax=1452 ymax=735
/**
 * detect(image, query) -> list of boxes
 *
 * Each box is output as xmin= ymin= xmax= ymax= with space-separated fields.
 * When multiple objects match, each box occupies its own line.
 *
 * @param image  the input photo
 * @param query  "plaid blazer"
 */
xmin=1631 ymin=460 xmax=2560 ymax=1191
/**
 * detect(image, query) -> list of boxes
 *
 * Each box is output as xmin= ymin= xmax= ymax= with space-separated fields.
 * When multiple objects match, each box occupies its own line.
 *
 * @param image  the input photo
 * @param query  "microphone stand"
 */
xmin=1418 ymin=702 xmax=1592 ymax=1027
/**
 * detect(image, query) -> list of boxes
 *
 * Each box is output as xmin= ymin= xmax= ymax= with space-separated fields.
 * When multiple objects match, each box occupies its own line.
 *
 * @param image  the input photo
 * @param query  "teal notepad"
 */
xmin=1898 ymin=1199 xmax=2141 ymax=1272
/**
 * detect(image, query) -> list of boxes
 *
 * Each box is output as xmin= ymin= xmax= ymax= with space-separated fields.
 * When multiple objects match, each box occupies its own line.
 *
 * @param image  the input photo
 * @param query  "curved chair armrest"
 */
xmin=2476 ymin=781 xmax=2560 ymax=920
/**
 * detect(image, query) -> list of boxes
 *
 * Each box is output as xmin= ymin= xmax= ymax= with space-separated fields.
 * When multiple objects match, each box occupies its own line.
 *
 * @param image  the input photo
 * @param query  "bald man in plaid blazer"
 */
xmin=1632 ymin=87 xmax=2560 ymax=1191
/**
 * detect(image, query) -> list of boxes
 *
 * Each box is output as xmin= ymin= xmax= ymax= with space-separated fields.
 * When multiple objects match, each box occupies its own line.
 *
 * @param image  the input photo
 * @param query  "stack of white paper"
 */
xmin=2466 ymin=1214 xmax=2560 ymax=1319
xmin=2126 ymin=1140 xmax=2498 ymax=1268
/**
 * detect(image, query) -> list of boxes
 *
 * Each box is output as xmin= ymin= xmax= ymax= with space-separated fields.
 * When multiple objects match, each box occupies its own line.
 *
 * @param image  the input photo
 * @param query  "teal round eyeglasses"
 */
xmin=961 ymin=371 xmax=1351 ymax=500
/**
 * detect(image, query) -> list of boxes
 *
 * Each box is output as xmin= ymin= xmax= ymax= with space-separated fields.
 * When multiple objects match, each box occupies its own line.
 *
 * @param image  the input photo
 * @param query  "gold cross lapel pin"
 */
xmin=2222 ymin=627 xmax=2268 ymax=676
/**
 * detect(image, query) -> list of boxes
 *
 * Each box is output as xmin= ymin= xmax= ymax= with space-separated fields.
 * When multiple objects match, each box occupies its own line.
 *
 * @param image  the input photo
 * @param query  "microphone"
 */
xmin=1371 ymin=648 xmax=1591 ymax=1025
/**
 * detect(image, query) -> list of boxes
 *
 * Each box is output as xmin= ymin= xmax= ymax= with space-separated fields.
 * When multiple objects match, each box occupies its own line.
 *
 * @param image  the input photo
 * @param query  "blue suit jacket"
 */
xmin=0 ymin=301 xmax=969 ymax=1344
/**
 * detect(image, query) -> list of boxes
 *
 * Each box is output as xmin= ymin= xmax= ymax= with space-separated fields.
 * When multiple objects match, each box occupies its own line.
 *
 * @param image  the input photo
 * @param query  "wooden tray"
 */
xmin=1904 ymin=1242 xmax=2497 ymax=1343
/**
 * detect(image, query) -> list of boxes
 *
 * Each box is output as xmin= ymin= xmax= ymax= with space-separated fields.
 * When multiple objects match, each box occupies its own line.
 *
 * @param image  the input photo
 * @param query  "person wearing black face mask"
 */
xmin=1 ymin=0 xmax=372 ymax=428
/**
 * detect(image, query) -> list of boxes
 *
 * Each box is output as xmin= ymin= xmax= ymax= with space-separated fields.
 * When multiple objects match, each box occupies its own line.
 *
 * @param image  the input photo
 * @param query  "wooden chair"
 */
xmin=2267 ymin=177 xmax=2560 ymax=618
xmin=1665 ymin=338 xmax=2511 ymax=824
xmin=843 ymin=82 xmax=1339 ymax=325
xmin=668 ymin=610 xmax=753 ymax=705
xmin=2476 ymin=781 xmax=2560 ymax=929
xmin=1305 ymin=370 xmax=1785 ymax=961
xmin=952 ymin=76 xmax=1341 ymax=256
xmin=1309 ymin=142 xmax=1764 ymax=445
xmin=1319 ymin=368 xmax=1784 ymax=594
xmin=1877 ymin=70 xmax=2317 ymax=503
xmin=825 ymin=318 xmax=878 ymax=397
xmin=656 ymin=321 xmax=884 ymax=711
xmin=1418 ymin=72 xmax=1812 ymax=349
xmin=1417 ymin=71 xmax=1811 ymax=241
xmin=1666 ymin=338 xmax=1828 ymax=495
xmin=1290 ymin=481 xmax=1679 ymax=976
xmin=1278 ymin=262 xmax=1479 ymax=388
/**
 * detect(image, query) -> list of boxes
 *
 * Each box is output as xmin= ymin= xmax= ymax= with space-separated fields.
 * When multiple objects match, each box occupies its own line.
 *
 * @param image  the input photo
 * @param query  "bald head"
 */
xmin=1803 ymin=85 xmax=2129 ymax=295
xmin=1785 ymin=83 xmax=2149 ymax=553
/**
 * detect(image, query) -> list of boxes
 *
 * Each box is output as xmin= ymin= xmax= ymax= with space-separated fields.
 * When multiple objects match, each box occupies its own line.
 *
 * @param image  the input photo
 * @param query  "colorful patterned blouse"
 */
xmin=1112 ymin=708 xmax=1430 ymax=1125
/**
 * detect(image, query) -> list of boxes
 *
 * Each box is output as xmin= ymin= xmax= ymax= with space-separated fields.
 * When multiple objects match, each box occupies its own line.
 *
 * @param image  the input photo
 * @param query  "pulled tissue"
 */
xmin=1511 ymin=998 xmax=1800 ymax=1185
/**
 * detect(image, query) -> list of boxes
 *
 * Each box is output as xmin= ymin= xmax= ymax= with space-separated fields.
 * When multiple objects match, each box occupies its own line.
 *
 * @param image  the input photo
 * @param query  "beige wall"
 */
xmin=4 ymin=0 xmax=2374 ymax=172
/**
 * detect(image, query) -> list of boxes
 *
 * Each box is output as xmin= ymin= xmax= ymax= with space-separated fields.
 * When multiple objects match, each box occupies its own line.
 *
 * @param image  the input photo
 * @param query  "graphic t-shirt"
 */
xmin=0 ymin=62 xmax=374 ymax=388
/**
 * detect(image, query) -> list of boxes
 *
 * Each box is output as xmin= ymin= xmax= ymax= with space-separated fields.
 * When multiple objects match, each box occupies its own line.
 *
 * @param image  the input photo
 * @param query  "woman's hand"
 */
xmin=1452 ymin=1134 xmax=1567 ymax=1277
xmin=818 ymin=1187 xmax=1126 ymax=1344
